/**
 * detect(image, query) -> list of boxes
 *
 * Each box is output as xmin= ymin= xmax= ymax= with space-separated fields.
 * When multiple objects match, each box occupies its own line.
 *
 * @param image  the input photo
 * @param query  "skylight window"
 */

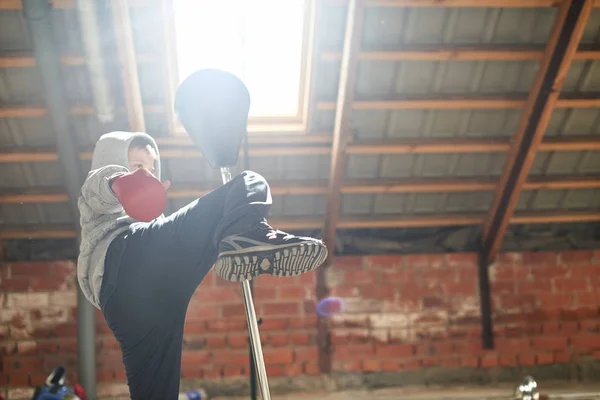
xmin=172 ymin=0 xmax=307 ymax=119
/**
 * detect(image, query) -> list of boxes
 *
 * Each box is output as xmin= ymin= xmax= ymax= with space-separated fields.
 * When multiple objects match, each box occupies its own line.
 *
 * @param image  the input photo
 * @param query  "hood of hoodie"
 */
xmin=90 ymin=131 xmax=161 ymax=180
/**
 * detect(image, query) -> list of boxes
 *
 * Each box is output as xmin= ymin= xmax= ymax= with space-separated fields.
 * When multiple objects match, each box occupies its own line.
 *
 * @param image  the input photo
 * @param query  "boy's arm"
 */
xmin=80 ymin=165 xmax=129 ymax=215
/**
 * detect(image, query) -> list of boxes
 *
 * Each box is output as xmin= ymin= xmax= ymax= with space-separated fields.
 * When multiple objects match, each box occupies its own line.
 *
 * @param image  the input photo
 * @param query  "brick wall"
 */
xmin=1 ymin=250 xmax=600 ymax=398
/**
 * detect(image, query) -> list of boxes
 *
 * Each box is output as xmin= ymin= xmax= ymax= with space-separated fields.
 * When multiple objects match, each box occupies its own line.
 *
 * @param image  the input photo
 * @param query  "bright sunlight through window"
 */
xmin=172 ymin=0 xmax=306 ymax=118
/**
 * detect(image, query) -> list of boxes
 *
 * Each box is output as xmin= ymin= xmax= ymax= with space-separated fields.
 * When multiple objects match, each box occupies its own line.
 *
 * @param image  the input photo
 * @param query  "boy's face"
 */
xmin=128 ymin=145 xmax=157 ymax=176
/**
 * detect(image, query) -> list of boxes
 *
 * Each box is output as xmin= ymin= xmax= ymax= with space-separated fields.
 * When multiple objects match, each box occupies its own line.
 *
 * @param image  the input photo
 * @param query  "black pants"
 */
xmin=99 ymin=171 xmax=271 ymax=400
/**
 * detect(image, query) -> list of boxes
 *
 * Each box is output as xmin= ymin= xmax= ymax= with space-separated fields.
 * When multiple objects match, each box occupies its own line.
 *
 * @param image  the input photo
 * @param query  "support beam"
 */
xmin=111 ymin=0 xmax=146 ymax=131
xmin=4 ymin=176 xmax=600 ymax=204
xmin=321 ymin=46 xmax=600 ymax=61
xmin=3 ymin=94 xmax=600 ymax=119
xmin=483 ymin=0 xmax=593 ymax=265
xmin=320 ymin=0 xmax=365 ymax=375
xmin=21 ymin=0 xmax=96 ymax=398
xmin=3 ymin=210 xmax=600 ymax=239
xmin=479 ymin=0 xmax=593 ymax=351
xmin=3 ymin=136 xmax=600 ymax=163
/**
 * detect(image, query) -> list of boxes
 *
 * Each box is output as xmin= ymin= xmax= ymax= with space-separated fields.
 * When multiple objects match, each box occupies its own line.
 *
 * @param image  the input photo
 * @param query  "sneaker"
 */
xmin=215 ymin=221 xmax=328 ymax=281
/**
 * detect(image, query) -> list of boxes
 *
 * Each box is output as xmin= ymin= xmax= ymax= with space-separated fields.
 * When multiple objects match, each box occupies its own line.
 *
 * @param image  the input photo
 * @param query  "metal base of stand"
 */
xmin=220 ymin=167 xmax=271 ymax=400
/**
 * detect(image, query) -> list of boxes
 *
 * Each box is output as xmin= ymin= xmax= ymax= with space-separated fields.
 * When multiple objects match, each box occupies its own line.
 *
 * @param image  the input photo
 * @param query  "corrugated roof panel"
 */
xmin=346 ymin=153 xmax=507 ymax=179
xmin=341 ymin=193 xmax=372 ymax=215
xmin=0 ymin=11 xmax=31 ymax=51
xmin=581 ymin=9 xmax=600 ymax=44
xmin=279 ymin=194 xmax=325 ymax=217
xmin=531 ymin=151 xmax=600 ymax=175
xmin=323 ymin=6 xmax=557 ymax=51
xmin=0 ymin=67 xmax=43 ymax=103
xmin=0 ymin=116 xmax=55 ymax=147
xmin=564 ymin=60 xmax=600 ymax=93
xmin=282 ymin=154 xmax=331 ymax=180
xmin=138 ymin=63 xmax=166 ymax=105
xmin=352 ymin=109 xmax=523 ymax=139
xmin=517 ymin=188 xmax=600 ymax=212
xmin=0 ymin=162 xmax=63 ymax=188
xmin=50 ymin=8 xmax=84 ymax=54
xmin=546 ymin=109 xmax=600 ymax=136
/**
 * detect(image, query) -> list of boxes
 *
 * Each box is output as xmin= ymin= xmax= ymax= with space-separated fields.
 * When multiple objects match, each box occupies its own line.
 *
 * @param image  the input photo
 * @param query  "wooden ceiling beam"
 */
xmin=2 ymin=136 xmax=599 ymax=163
xmin=4 ymin=46 xmax=600 ymax=69
xmin=3 ymin=210 xmax=600 ymax=239
xmin=2 ymin=94 xmax=600 ymax=118
xmin=110 ymin=0 xmax=146 ymax=132
xmin=3 ymin=176 xmax=599 ymax=204
xmin=482 ymin=0 xmax=593 ymax=265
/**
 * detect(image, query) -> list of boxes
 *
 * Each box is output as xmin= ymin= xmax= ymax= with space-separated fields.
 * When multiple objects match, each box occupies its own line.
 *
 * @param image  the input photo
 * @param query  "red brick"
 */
xmin=278 ymin=286 xmax=307 ymax=299
xmin=333 ymin=360 xmax=362 ymax=372
xmin=205 ymin=336 xmax=226 ymax=348
xmin=480 ymin=354 xmax=498 ymax=368
xmin=187 ymin=303 xmax=219 ymax=319
xmin=532 ymin=336 xmax=568 ymax=351
xmin=252 ymin=286 xmax=277 ymax=298
xmin=517 ymin=280 xmax=552 ymax=294
xmin=305 ymin=363 xmax=320 ymax=375
xmin=434 ymin=341 xmax=454 ymax=356
xmin=344 ymin=270 xmax=377 ymax=284
xmin=221 ymin=304 xmax=245 ymax=318
xmin=262 ymin=302 xmax=299 ymax=316
xmin=96 ymin=371 xmax=114 ymax=383
xmin=362 ymin=360 xmax=380 ymax=372
xmin=361 ymin=285 xmax=396 ymax=300
xmin=333 ymin=344 xmax=373 ymax=360
xmin=294 ymin=347 xmax=318 ymax=362
xmin=571 ymin=333 xmax=600 ymax=351
xmin=499 ymin=354 xmax=517 ymax=366
xmin=561 ymin=321 xmax=579 ymax=334
xmin=400 ymin=359 xmax=421 ymax=370
xmin=441 ymin=358 xmax=461 ymax=368
xmin=181 ymin=366 xmax=202 ymax=378
xmin=29 ymin=373 xmax=47 ymax=386
xmin=333 ymin=256 xmax=364 ymax=270
xmin=406 ymin=254 xmax=443 ymax=268
xmin=422 ymin=296 xmax=445 ymax=309
xmin=496 ymin=252 xmax=522 ymax=264
xmin=30 ymin=277 xmax=67 ymax=291
xmin=11 ymin=262 xmax=53 ymax=276
xmin=580 ymin=320 xmax=599 ymax=333
xmin=291 ymin=333 xmax=311 ymax=346
xmin=3 ymin=357 xmax=43 ymax=373
xmin=202 ymin=366 xmax=222 ymax=379
xmin=260 ymin=317 xmax=289 ymax=331
xmin=10 ymin=373 xmax=30 ymax=386
xmin=495 ymin=338 xmax=530 ymax=355
xmin=380 ymin=270 xmax=411 ymax=284
xmin=364 ymin=254 xmax=403 ymax=268
xmin=184 ymin=321 xmax=206 ymax=335
xmin=523 ymin=252 xmax=557 ymax=265
xmin=285 ymin=364 xmax=304 ymax=376
xmin=554 ymin=351 xmax=571 ymax=363
xmin=554 ymin=278 xmax=589 ymax=292
xmin=421 ymin=268 xmax=456 ymax=283
xmin=227 ymin=335 xmax=248 ymax=349
xmin=381 ymin=360 xmax=400 ymax=371
xmin=536 ymin=353 xmax=554 ymax=365
xmin=518 ymin=353 xmax=536 ymax=366
xmin=375 ymin=344 xmax=413 ymax=358
xmin=445 ymin=253 xmax=477 ymax=267
xmin=539 ymin=293 xmax=573 ymax=309
xmin=542 ymin=321 xmax=560 ymax=335
xmin=561 ymin=251 xmax=594 ymax=264
xmin=222 ymin=366 xmax=244 ymax=377
xmin=206 ymin=320 xmax=246 ymax=332
xmin=219 ymin=352 xmax=250 ymax=366
xmin=289 ymin=316 xmax=316 ymax=329
xmin=0 ymin=277 xmax=31 ymax=291
xmin=264 ymin=348 xmax=293 ymax=365
xmin=577 ymin=292 xmax=599 ymax=307
xmin=442 ymin=282 xmax=475 ymax=296
xmin=268 ymin=333 xmax=289 ymax=347
xmin=461 ymin=356 xmax=479 ymax=368
xmin=492 ymin=281 xmax=515 ymax=294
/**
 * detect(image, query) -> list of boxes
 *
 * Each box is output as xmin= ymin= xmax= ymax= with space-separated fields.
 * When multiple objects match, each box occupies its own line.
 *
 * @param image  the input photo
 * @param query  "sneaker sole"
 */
xmin=215 ymin=241 xmax=328 ymax=282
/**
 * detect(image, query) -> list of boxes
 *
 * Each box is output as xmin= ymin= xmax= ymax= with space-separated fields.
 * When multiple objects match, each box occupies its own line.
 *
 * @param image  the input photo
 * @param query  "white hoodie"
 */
xmin=77 ymin=131 xmax=162 ymax=309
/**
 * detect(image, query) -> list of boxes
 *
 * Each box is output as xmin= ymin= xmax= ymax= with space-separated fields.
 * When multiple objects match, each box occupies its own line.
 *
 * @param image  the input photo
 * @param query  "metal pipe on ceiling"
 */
xmin=76 ymin=0 xmax=116 ymax=124
xmin=22 ymin=1 xmax=97 ymax=399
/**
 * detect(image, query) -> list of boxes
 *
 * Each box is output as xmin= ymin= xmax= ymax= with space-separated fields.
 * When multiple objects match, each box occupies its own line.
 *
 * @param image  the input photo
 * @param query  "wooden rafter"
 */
xmin=3 ymin=210 xmax=600 ymax=240
xmin=319 ymin=0 xmax=365 ymax=376
xmin=482 ymin=0 xmax=593 ymax=265
xmin=3 ymin=176 xmax=600 ymax=204
xmin=5 ymin=0 xmax=600 ymax=10
xmin=111 ymin=0 xmax=146 ymax=132
xmin=2 ymin=136 xmax=600 ymax=163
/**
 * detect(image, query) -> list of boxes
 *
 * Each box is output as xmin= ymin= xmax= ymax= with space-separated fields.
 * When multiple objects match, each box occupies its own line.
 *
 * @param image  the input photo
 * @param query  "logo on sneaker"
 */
xmin=260 ymin=259 xmax=271 ymax=271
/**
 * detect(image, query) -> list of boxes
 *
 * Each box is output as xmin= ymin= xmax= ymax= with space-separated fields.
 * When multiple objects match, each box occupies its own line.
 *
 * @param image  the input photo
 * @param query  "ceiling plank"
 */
xmin=2 ymin=136 xmax=600 ymax=163
xmin=4 ymin=210 xmax=600 ymax=239
xmin=482 ymin=0 xmax=593 ymax=265
xmin=111 ymin=0 xmax=146 ymax=132
xmin=3 ymin=176 xmax=599 ymax=204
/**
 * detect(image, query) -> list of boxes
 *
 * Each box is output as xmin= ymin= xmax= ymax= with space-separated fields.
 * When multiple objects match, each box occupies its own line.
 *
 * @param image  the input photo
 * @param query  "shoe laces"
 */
xmin=258 ymin=220 xmax=294 ymax=241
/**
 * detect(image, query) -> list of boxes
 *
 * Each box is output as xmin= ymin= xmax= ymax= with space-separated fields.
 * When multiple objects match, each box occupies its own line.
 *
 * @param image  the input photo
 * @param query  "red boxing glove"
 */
xmin=110 ymin=168 xmax=167 ymax=222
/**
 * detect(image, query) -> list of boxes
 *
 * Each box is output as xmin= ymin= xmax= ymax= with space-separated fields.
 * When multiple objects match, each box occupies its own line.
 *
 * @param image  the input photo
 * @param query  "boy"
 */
xmin=77 ymin=131 xmax=327 ymax=400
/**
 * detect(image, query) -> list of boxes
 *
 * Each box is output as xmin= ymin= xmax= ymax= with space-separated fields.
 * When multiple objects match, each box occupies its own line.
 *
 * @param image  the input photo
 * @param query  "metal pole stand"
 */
xmin=220 ymin=168 xmax=271 ymax=400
